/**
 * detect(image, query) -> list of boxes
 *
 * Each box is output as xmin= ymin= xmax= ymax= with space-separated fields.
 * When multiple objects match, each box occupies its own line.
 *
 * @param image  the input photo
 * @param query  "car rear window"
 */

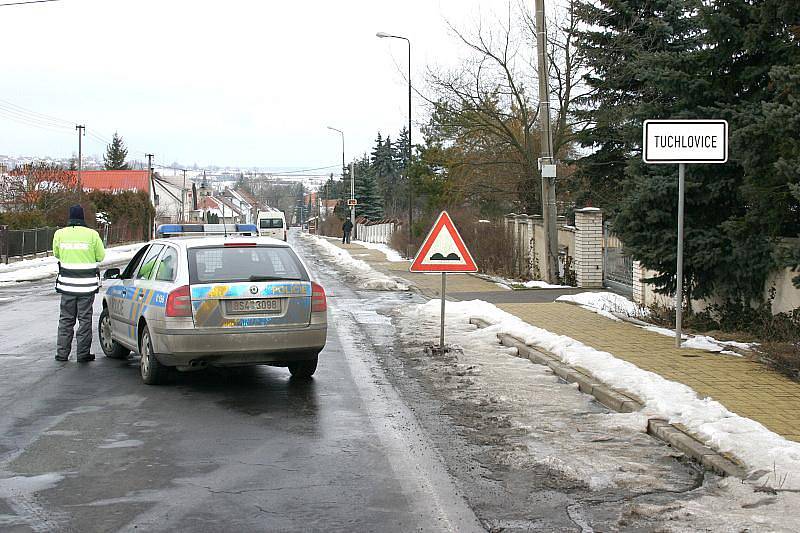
xmin=259 ymin=218 xmax=284 ymax=229
xmin=188 ymin=245 xmax=307 ymax=284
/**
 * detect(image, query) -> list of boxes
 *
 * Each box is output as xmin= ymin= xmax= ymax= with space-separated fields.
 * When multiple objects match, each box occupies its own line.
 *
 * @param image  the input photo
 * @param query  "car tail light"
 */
xmin=166 ymin=285 xmax=192 ymax=317
xmin=224 ymin=242 xmax=257 ymax=247
xmin=311 ymin=282 xmax=327 ymax=313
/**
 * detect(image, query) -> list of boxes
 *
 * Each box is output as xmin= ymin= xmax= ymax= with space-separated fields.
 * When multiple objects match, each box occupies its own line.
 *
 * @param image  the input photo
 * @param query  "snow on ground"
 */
xmin=557 ymin=291 xmax=648 ymax=320
xmin=643 ymin=325 xmax=758 ymax=354
xmin=414 ymin=298 xmax=800 ymax=491
xmin=296 ymin=232 xmax=408 ymax=291
xmin=561 ymin=292 xmax=757 ymax=353
xmin=473 ymin=272 xmax=568 ymax=290
xmin=0 ymin=243 xmax=145 ymax=285
xmin=351 ymin=240 xmax=406 ymax=262
xmin=397 ymin=299 xmax=800 ymax=531
xmin=520 ymin=280 xmax=571 ymax=289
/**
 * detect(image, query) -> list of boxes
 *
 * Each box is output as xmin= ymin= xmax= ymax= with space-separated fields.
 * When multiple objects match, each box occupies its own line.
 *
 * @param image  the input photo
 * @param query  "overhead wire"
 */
xmin=1 ymin=98 xmax=343 ymax=174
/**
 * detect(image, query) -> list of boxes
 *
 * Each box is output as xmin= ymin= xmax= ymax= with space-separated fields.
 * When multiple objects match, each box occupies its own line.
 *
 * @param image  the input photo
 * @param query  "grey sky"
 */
xmin=0 ymin=0 xmax=506 ymax=171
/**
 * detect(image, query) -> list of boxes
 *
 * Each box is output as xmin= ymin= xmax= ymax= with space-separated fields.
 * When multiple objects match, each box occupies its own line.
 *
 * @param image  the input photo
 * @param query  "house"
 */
xmin=219 ymin=188 xmax=257 ymax=224
xmin=69 ymin=170 xmax=150 ymax=194
xmin=195 ymin=195 xmax=244 ymax=224
xmin=321 ymin=199 xmax=338 ymax=218
xmin=64 ymin=170 xmax=199 ymax=225
xmin=151 ymin=174 xmax=198 ymax=224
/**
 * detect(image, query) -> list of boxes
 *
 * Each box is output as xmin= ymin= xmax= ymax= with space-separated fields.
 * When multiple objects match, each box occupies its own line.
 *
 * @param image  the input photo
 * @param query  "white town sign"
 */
xmin=643 ymin=119 xmax=728 ymax=164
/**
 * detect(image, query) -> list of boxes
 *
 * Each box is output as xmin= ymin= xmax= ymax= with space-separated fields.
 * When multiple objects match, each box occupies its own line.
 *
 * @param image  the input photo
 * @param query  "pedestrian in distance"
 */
xmin=342 ymin=218 xmax=353 ymax=244
xmin=53 ymin=205 xmax=106 ymax=362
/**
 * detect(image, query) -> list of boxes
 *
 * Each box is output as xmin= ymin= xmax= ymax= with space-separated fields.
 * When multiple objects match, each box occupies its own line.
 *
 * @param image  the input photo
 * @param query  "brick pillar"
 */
xmin=574 ymin=208 xmax=603 ymax=288
xmin=632 ymin=260 xmax=645 ymax=306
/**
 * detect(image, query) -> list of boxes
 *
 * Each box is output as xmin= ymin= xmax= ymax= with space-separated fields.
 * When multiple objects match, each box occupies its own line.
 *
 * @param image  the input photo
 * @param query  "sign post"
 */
xmin=643 ymin=119 xmax=728 ymax=347
xmin=410 ymin=211 xmax=478 ymax=353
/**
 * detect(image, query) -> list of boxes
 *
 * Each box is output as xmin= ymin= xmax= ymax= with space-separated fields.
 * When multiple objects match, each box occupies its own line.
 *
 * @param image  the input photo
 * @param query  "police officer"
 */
xmin=53 ymin=205 xmax=106 ymax=362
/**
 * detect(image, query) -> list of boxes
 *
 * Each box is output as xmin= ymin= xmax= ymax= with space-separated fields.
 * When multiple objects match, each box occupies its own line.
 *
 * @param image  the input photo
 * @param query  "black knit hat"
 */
xmin=68 ymin=205 xmax=85 ymax=225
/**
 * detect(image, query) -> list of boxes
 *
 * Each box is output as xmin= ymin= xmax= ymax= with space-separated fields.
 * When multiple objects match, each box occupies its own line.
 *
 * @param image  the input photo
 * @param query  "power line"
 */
xmin=0 ymin=0 xmax=60 ymax=6
xmin=275 ymin=164 xmax=340 ymax=175
xmin=0 ymin=99 xmax=73 ymax=127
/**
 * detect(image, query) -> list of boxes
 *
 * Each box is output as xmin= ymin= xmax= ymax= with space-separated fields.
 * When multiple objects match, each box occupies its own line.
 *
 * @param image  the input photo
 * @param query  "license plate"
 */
xmin=226 ymin=298 xmax=281 ymax=315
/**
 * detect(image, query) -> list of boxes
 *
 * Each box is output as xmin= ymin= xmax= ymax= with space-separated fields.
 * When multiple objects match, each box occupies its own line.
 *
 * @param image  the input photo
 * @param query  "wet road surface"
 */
xmin=0 ymin=233 xmax=759 ymax=532
xmin=0 ymin=244 xmax=481 ymax=532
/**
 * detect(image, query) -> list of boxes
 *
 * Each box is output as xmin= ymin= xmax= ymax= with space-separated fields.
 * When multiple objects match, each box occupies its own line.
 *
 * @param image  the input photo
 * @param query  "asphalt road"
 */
xmin=0 ymin=235 xmax=725 ymax=532
xmin=0 ymin=250 xmax=482 ymax=532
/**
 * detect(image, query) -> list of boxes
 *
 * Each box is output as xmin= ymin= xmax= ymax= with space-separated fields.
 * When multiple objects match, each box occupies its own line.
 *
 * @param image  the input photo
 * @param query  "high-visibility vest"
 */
xmin=52 ymin=225 xmax=106 ymax=295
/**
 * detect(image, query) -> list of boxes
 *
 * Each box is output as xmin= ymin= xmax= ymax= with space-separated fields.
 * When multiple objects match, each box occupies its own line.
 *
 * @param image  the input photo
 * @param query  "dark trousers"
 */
xmin=342 ymin=230 xmax=351 ymax=244
xmin=57 ymin=293 xmax=95 ymax=359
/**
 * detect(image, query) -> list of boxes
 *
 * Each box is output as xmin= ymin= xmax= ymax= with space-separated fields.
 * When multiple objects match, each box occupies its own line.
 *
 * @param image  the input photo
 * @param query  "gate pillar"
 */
xmin=574 ymin=208 xmax=603 ymax=288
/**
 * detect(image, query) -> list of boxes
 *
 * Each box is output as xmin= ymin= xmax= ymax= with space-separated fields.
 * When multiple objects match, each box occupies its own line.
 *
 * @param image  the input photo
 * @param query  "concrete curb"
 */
xmin=469 ymin=317 xmax=747 ymax=478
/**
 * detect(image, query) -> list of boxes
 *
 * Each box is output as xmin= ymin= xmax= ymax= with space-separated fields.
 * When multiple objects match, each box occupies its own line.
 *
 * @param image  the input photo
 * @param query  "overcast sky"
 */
xmin=0 ymin=0 xmax=518 ymax=171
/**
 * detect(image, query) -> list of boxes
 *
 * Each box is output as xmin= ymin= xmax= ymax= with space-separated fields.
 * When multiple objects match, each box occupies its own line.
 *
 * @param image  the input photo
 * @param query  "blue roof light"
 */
xmin=156 ymin=223 xmax=260 ymax=238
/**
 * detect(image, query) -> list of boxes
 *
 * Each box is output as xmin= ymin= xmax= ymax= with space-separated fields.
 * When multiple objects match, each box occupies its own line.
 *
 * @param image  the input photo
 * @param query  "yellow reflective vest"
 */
xmin=52 ymin=225 xmax=106 ymax=295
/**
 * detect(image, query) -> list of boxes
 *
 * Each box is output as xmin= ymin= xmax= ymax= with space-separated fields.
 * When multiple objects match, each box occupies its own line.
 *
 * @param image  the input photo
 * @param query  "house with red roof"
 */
xmin=68 ymin=170 xmax=150 ymax=194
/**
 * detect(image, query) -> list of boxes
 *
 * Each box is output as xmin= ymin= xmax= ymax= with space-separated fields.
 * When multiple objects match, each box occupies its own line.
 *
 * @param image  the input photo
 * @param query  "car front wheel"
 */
xmin=98 ymin=307 xmax=130 ymax=359
xmin=139 ymin=325 xmax=168 ymax=385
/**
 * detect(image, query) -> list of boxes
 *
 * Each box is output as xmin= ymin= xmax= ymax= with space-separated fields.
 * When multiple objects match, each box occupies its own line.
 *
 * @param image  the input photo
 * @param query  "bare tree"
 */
xmin=425 ymin=1 xmax=590 ymax=212
xmin=2 ymin=163 xmax=77 ymax=214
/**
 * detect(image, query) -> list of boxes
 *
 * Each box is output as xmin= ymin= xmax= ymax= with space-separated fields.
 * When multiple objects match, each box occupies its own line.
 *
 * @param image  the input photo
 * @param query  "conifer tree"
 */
xmin=575 ymin=0 xmax=799 ymax=305
xmin=103 ymin=132 xmax=130 ymax=170
xmin=354 ymin=154 xmax=383 ymax=220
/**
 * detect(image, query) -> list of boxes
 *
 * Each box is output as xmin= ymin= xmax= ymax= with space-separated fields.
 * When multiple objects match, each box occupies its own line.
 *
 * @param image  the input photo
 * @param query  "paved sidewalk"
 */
xmin=325 ymin=237 xmax=800 ymax=442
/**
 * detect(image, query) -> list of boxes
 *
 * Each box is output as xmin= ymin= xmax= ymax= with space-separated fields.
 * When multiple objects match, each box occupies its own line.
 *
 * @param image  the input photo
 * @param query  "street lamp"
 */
xmin=326 ymin=125 xmax=354 ymax=234
xmin=376 ymin=31 xmax=413 ymax=257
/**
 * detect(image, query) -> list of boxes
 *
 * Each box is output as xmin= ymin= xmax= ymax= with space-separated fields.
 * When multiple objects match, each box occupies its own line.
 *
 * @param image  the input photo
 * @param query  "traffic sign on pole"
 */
xmin=643 ymin=119 xmax=728 ymax=347
xmin=347 ymin=199 xmax=358 ymax=206
xmin=410 ymin=211 xmax=477 ymax=273
xmin=411 ymin=211 xmax=477 ymax=353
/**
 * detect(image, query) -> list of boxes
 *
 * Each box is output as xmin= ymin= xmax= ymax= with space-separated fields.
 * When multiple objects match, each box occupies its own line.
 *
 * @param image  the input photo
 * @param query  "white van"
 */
xmin=256 ymin=210 xmax=287 ymax=241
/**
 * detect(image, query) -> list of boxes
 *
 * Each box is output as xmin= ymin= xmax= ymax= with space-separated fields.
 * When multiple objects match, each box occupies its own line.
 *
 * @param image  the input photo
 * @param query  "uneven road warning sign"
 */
xmin=410 ymin=211 xmax=477 ymax=273
xmin=411 ymin=211 xmax=477 ymax=353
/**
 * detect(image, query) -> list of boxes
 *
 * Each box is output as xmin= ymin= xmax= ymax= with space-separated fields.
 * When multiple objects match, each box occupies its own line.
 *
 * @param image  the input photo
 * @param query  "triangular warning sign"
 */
xmin=410 ymin=211 xmax=478 ymax=272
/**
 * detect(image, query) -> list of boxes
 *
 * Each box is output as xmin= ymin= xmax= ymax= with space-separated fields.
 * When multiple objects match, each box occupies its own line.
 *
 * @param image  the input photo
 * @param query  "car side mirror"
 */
xmin=103 ymin=268 xmax=121 ymax=280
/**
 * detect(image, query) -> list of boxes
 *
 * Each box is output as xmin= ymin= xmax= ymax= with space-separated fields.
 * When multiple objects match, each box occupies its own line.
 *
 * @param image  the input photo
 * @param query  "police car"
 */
xmin=97 ymin=224 xmax=327 ymax=385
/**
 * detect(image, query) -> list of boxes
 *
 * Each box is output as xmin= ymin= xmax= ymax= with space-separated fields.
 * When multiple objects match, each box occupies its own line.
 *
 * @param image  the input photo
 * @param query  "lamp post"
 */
xmin=327 ymin=126 xmax=354 ymax=234
xmin=376 ymin=31 xmax=412 ymax=257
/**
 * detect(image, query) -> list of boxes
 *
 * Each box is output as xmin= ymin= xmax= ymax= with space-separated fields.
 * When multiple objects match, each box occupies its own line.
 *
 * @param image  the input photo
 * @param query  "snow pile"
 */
xmin=561 ymin=292 xmax=755 ymax=354
xmin=471 ymin=273 xmax=569 ymax=290
xmin=557 ymin=291 xmax=648 ymax=320
xmin=521 ymin=280 xmax=570 ymax=289
xmin=296 ymin=233 xmax=408 ymax=291
xmin=352 ymin=240 xmax=406 ymax=262
xmin=643 ymin=325 xmax=757 ymax=354
xmin=0 ymin=243 xmax=145 ymax=285
xmin=412 ymin=298 xmax=800 ymax=488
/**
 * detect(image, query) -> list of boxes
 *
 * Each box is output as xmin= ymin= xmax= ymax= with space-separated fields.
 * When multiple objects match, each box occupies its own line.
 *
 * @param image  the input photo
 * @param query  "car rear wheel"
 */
xmin=140 ymin=326 xmax=168 ymax=385
xmin=287 ymin=354 xmax=318 ymax=379
xmin=99 ymin=307 xmax=129 ymax=359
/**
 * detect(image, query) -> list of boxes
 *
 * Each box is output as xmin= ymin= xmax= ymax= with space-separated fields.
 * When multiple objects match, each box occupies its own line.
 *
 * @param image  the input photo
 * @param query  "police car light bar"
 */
xmin=156 ymin=224 xmax=259 ymax=238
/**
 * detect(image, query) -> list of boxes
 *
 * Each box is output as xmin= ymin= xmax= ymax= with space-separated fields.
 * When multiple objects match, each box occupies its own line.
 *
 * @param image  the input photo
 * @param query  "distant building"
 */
xmin=68 ymin=170 xmax=150 ymax=193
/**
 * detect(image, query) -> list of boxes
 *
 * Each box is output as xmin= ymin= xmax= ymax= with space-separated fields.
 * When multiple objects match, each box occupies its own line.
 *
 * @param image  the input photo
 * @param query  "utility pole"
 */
xmin=182 ymin=169 xmax=187 ymax=222
xmin=146 ymin=154 xmax=154 ymax=237
xmin=535 ymin=0 xmax=559 ymax=283
xmin=350 ymin=161 xmax=355 ymax=240
xmin=75 ymin=125 xmax=85 ymax=201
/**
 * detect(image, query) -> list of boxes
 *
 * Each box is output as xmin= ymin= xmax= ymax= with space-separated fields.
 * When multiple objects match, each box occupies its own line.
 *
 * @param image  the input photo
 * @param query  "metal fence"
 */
xmin=0 ymin=227 xmax=58 ymax=261
xmin=354 ymin=220 xmax=398 ymax=244
xmin=603 ymin=223 xmax=634 ymax=296
xmin=0 ymin=223 xmax=139 ymax=263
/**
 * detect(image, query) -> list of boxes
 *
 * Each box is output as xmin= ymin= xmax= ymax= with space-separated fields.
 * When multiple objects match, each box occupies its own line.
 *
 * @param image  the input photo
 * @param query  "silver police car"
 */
xmin=98 ymin=224 xmax=327 ymax=385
